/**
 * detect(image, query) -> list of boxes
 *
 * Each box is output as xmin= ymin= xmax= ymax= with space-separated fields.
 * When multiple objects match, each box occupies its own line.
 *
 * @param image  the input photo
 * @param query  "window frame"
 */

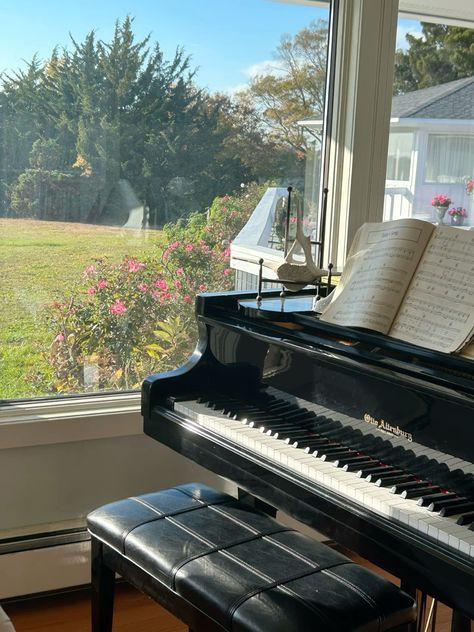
xmin=0 ymin=0 xmax=456 ymax=434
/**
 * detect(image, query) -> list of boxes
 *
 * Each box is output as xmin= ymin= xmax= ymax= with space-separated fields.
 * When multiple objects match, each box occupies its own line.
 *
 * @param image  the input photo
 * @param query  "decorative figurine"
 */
xmin=266 ymin=209 xmax=326 ymax=292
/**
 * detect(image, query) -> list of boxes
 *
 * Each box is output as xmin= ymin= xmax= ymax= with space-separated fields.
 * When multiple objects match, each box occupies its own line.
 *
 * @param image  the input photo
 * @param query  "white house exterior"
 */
xmin=385 ymin=76 xmax=474 ymax=226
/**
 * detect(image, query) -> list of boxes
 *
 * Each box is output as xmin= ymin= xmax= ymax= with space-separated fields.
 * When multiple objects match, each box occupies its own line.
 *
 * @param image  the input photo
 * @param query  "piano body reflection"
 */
xmin=142 ymin=289 xmax=474 ymax=623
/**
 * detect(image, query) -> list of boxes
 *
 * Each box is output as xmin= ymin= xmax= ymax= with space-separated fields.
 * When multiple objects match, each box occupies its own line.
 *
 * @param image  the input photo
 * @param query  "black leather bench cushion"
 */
xmin=87 ymin=483 xmax=416 ymax=632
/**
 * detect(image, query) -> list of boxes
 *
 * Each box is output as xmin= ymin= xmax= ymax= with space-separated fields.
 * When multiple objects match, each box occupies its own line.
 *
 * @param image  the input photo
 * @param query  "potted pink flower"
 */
xmin=466 ymin=178 xmax=474 ymax=196
xmin=448 ymin=207 xmax=467 ymax=227
xmin=431 ymin=194 xmax=452 ymax=224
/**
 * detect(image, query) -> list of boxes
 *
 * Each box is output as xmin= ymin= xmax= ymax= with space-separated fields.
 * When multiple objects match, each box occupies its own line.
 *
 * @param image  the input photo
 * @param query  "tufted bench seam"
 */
xmin=169 ymin=526 xmax=294 ymax=590
xmin=226 ymin=556 xmax=352 ymax=624
xmin=115 ymin=488 xmax=230 ymax=553
xmin=323 ymin=568 xmax=383 ymax=630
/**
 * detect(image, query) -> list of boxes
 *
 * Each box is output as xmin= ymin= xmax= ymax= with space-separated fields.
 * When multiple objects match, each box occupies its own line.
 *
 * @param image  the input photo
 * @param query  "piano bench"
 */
xmin=87 ymin=483 xmax=416 ymax=632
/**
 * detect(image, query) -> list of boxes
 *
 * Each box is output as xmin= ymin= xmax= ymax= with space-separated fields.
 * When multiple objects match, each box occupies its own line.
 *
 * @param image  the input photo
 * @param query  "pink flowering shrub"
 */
xmin=46 ymin=256 xmax=174 ymax=391
xmin=44 ymin=183 xmax=267 ymax=393
xmin=163 ymin=182 xmax=267 ymax=249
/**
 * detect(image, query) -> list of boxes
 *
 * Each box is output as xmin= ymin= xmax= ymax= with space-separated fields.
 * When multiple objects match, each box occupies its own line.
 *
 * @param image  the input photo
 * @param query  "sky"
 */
xmin=0 ymin=0 xmax=421 ymax=94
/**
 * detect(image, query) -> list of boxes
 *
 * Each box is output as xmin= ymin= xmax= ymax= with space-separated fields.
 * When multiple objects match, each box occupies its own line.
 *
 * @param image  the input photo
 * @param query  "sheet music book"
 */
xmin=319 ymin=218 xmax=474 ymax=355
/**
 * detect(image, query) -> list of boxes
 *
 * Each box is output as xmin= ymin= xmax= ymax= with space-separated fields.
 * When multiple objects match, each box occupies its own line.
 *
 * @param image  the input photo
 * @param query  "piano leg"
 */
xmin=237 ymin=488 xmax=277 ymax=517
xmin=451 ymin=610 xmax=471 ymax=632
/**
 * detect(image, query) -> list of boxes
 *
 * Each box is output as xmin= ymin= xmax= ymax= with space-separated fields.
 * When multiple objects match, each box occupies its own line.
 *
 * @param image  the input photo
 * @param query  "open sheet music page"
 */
xmin=390 ymin=226 xmax=474 ymax=353
xmin=320 ymin=219 xmax=434 ymax=334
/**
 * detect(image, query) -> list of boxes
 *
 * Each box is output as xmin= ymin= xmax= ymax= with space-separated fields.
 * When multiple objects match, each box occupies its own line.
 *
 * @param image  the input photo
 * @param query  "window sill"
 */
xmin=0 ymin=392 xmax=142 ymax=450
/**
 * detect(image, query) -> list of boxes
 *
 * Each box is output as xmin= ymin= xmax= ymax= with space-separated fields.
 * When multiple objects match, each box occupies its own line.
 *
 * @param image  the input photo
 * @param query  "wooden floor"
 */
xmin=3 ymin=559 xmax=470 ymax=632
xmin=4 ymin=584 xmax=186 ymax=632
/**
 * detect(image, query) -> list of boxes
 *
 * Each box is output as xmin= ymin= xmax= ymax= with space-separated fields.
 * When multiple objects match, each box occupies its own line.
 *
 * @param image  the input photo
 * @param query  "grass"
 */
xmin=0 ymin=218 xmax=164 ymax=399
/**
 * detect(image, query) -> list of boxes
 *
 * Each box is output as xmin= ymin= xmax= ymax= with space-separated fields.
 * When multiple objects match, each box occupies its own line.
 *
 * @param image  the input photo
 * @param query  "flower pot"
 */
xmin=435 ymin=207 xmax=448 ymax=223
xmin=451 ymin=216 xmax=465 ymax=226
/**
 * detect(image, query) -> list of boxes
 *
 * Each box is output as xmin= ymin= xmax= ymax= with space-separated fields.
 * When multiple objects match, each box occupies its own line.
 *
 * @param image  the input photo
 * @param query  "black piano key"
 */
xmin=401 ymin=486 xmax=442 ymax=499
xmin=342 ymin=459 xmax=377 ymax=472
xmin=357 ymin=465 xmax=393 ymax=478
xmin=313 ymin=445 xmax=346 ymax=457
xmin=334 ymin=455 xmax=372 ymax=467
xmin=439 ymin=501 xmax=474 ymax=517
xmin=321 ymin=450 xmax=355 ymax=462
xmin=302 ymin=438 xmax=333 ymax=448
xmin=390 ymin=480 xmax=432 ymax=494
xmin=366 ymin=468 xmax=404 ymax=483
xmin=374 ymin=474 xmax=415 ymax=488
xmin=417 ymin=492 xmax=457 ymax=507
xmin=427 ymin=496 xmax=467 ymax=512
xmin=457 ymin=512 xmax=474 ymax=526
xmin=296 ymin=439 xmax=333 ymax=450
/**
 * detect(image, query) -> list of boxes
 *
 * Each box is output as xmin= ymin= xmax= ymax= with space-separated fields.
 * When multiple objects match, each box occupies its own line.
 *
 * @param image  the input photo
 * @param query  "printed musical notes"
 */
xmin=321 ymin=219 xmax=434 ymax=335
xmin=391 ymin=226 xmax=474 ymax=353
xmin=321 ymin=219 xmax=474 ymax=355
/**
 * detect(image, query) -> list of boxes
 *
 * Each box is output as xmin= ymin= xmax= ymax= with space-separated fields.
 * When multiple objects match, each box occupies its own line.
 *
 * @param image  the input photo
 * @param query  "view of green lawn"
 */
xmin=0 ymin=219 xmax=164 ymax=399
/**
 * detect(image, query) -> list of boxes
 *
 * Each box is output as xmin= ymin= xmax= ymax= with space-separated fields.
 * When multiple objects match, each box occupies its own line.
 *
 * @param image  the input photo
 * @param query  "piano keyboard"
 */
xmin=165 ymin=391 xmax=474 ymax=559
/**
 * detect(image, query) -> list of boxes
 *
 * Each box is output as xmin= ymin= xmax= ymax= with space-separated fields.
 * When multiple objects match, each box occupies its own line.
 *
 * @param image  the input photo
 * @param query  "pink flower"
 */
xmin=55 ymin=332 xmax=65 ymax=342
xmin=169 ymin=240 xmax=180 ymax=251
xmin=183 ymin=295 xmax=191 ymax=303
xmin=154 ymin=278 xmax=168 ymax=290
xmin=174 ymin=279 xmax=182 ymax=289
xmin=185 ymin=244 xmax=194 ymax=252
xmin=199 ymin=284 xmax=207 ymax=291
xmin=137 ymin=283 xmax=148 ymax=292
xmin=109 ymin=300 xmax=127 ymax=315
xmin=221 ymin=246 xmax=231 ymax=258
xmin=159 ymin=292 xmax=173 ymax=305
xmin=431 ymin=194 xmax=451 ymax=207
xmin=97 ymin=279 xmax=107 ymax=289
xmin=84 ymin=265 xmax=96 ymax=275
xmin=87 ymin=286 xmax=95 ymax=295
xmin=224 ymin=268 xmax=232 ymax=276
xmin=290 ymin=216 xmax=297 ymax=224
xmin=127 ymin=258 xmax=144 ymax=272
xmin=176 ymin=267 xmax=184 ymax=275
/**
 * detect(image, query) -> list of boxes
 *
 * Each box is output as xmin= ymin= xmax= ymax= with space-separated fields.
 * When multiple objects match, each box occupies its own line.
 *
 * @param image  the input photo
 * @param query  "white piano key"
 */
xmin=459 ymin=533 xmax=474 ymax=557
xmin=447 ymin=526 xmax=470 ymax=551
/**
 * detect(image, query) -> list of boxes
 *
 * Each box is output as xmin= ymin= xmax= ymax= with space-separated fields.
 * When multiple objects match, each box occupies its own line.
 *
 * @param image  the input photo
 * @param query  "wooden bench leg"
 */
xmin=91 ymin=537 xmax=115 ymax=632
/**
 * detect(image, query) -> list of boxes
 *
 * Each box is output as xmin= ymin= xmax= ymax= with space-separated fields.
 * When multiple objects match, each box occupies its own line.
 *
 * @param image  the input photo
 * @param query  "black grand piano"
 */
xmin=142 ymin=289 xmax=474 ymax=629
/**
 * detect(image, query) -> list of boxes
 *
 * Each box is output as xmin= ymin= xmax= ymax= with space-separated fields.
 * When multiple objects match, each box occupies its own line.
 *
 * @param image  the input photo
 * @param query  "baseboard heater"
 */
xmin=0 ymin=528 xmax=91 ymax=599
xmin=0 ymin=527 xmax=89 ymax=555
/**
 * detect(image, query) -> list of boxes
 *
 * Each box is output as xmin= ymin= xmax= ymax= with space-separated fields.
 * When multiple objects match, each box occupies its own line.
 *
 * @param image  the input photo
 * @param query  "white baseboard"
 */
xmin=0 ymin=540 xmax=91 ymax=599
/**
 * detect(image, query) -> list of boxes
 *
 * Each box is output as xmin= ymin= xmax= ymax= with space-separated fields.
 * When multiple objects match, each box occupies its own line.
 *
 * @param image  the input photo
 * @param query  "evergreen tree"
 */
xmin=394 ymin=24 xmax=474 ymax=94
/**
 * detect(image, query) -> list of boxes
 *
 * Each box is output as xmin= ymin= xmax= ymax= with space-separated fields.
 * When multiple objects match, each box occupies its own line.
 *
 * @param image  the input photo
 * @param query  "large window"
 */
xmin=386 ymin=132 xmax=413 ymax=181
xmin=425 ymin=134 xmax=474 ymax=183
xmin=0 ymin=0 xmax=331 ymax=401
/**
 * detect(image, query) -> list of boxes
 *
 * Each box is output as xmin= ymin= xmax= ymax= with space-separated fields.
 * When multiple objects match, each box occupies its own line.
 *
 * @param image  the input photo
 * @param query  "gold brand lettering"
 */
xmin=363 ymin=413 xmax=413 ymax=442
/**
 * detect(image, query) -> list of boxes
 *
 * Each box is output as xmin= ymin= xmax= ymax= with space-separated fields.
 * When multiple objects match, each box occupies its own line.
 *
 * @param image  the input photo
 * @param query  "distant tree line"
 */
xmin=0 ymin=17 xmax=296 ymax=225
